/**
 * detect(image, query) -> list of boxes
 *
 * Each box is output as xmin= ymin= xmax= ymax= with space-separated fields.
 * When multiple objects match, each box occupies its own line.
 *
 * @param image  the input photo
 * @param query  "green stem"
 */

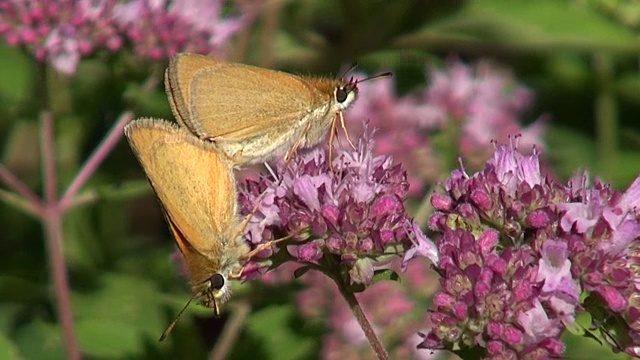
xmin=319 ymin=252 xmax=389 ymax=359
xmin=209 ymin=301 xmax=251 ymax=360
xmin=593 ymin=52 xmax=617 ymax=180
xmin=333 ymin=274 xmax=389 ymax=360
xmin=414 ymin=185 xmax=433 ymax=228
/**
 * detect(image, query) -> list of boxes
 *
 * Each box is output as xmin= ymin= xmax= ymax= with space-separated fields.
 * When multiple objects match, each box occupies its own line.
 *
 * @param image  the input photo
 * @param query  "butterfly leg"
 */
xmin=240 ymin=235 xmax=292 ymax=263
xmin=233 ymin=186 xmax=271 ymax=239
xmin=284 ymin=120 xmax=313 ymax=163
xmin=229 ymin=235 xmax=292 ymax=280
xmin=263 ymin=162 xmax=280 ymax=184
xmin=338 ymin=110 xmax=356 ymax=150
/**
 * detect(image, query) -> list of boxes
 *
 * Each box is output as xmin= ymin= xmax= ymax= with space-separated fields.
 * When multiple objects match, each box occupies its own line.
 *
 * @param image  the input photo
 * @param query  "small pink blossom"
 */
xmin=345 ymin=60 xmax=546 ymax=197
xmin=412 ymin=142 xmax=640 ymax=358
xmin=0 ymin=0 xmax=256 ymax=74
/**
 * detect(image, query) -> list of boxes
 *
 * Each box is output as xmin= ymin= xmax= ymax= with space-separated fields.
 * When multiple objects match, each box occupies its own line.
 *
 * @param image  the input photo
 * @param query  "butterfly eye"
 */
xmin=336 ymin=87 xmax=349 ymax=103
xmin=210 ymin=273 xmax=225 ymax=290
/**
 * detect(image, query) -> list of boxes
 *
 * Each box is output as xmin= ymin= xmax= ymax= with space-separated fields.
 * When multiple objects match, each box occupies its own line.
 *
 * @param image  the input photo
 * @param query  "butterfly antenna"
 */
xmin=356 ymin=71 xmax=392 ymax=85
xmin=159 ymin=295 xmax=195 ymax=341
xmin=340 ymin=62 xmax=359 ymax=79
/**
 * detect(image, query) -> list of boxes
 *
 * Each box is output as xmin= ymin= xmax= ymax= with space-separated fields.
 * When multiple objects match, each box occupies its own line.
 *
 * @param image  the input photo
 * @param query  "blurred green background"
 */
xmin=1 ymin=1 xmax=640 ymax=359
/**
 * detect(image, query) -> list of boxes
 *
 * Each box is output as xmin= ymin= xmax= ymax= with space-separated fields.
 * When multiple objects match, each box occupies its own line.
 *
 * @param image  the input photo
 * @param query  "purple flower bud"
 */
xmin=0 ymin=0 xmax=257 ymax=74
xmin=433 ymin=292 xmax=456 ymax=308
xmin=474 ymin=281 xmax=490 ymax=299
xmin=321 ymin=204 xmax=340 ymax=227
xmin=371 ymin=195 xmax=403 ymax=218
xmin=377 ymin=229 xmax=395 ymax=247
xmin=597 ymin=285 xmax=627 ymax=312
xmin=341 ymin=253 xmax=358 ymax=267
xmin=344 ymin=232 xmax=358 ymax=251
xmin=486 ymin=256 xmax=507 ymax=275
xmin=310 ymin=217 xmax=327 ymax=237
xmin=486 ymin=340 xmax=504 ymax=355
xmin=431 ymin=193 xmax=453 ymax=211
xmin=542 ymin=337 xmax=565 ymax=356
xmin=526 ymin=208 xmax=551 ymax=228
xmin=345 ymin=203 xmax=366 ymax=224
xmin=357 ymin=237 xmax=374 ymax=253
xmin=478 ymin=229 xmax=499 ymax=255
xmin=470 ymin=189 xmax=492 ymax=211
xmin=513 ymin=281 xmax=533 ymax=302
xmin=326 ymin=235 xmax=345 ymax=253
xmin=453 ymin=302 xmax=468 ymax=320
xmin=457 ymin=203 xmax=478 ymax=223
xmin=297 ymin=241 xmax=323 ymax=263
xmin=486 ymin=322 xmax=503 ymax=338
xmin=503 ymin=325 xmax=523 ymax=346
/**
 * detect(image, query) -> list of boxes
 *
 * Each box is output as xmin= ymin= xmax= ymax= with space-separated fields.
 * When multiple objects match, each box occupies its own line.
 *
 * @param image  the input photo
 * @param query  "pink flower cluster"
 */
xmin=0 ymin=0 xmax=256 ymax=75
xmin=237 ymin=124 xmax=439 ymax=358
xmin=407 ymin=141 xmax=640 ymax=358
xmin=238 ymin=124 xmax=425 ymax=286
xmin=0 ymin=0 xmax=122 ymax=74
xmin=347 ymin=60 xmax=547 ymax=196
xmin=113 ymin=0 xmax=251 ymax=61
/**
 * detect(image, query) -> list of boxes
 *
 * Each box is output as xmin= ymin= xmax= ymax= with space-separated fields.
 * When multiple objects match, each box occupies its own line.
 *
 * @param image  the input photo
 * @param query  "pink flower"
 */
xmin=239 ymin=123 xmax=423 ymax=286
xmin=115 ymin=0 xmax=254 ymax=59
xmin=43 ymin=24 xmax=80 ymax=75
xmin=345 ymin=60 xmax=547 ymax=197
xmin=0 ymin=0 xmax=121 ymax=74
xmin=411 ymin=141 xmax=640 ymax=358
xmin=517 ymin=299 xmax=561 ymax=345
xmin=0 ymin=0 xmax=256 ymax=74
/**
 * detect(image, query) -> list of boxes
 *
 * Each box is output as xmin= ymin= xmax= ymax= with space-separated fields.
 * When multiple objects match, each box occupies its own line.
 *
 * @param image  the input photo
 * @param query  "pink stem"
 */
xmin=0 ymin=164 xmax=44 ymax=217
xmin=41 ymin=112 xmax=57 ymax=203
xmin=59 ymin=73 xmax=158 ymax=211
xmin=40 ymin=111 xmax=81 ymax=360
xmin=59 ymin=110 xmax=134 ymax=211
xmin=337 ymin=283 xmax=390 ymax=360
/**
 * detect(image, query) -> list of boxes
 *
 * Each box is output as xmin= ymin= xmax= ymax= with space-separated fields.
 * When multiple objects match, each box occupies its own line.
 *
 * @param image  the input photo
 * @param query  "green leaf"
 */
xmin=371 ymin=269 xmax=400 ymax=284
xmin=608 ymin=150 xmax=640 ymax=188
xmin=14 ymin=320 xmax=65 ymax=360
xmin=74 ymin=318 xmax=141 ymax=358
xmin=123 ymin=82 xmax=171 ymax=119
xmin=616 ymin=73 xmax=640 ymax=104
xmin=0 ymin=333 xmax=22 ymax=360
xmin=344 ymin=282 xmax=366 ymax=294
xmin=0 ymin=303 xmax=24 ymax=335
xmin=467 ymin=0 xmax=638 ymax=47
xmin=71 ymin=180 xmax=152 ymax=208
xmin=566 ymin=313 xmax=588 ymax=336
xmin=562 ymin=326 xmax=632 ymax=359
xmin=575 ymin=311 xmax=592 ymax=330
xmin=0 ymin=276 xmax=47 ymax=303
xmin=71 ymin=272 xmax=166 ymax=356
xmin=0 ymin=44 xmax=33 ymax=105
xmin=546 ymin=124 xmax=597 ymax=179
xmin=244 ymin=305 xmax=315 ymax=360
xmin=452 ymin=345 xmax=484 ymax=360
xmin=405 ymin=0 xmax=640 ymax=54
xmin=293 ymin=266 xmax=312 ymax=279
